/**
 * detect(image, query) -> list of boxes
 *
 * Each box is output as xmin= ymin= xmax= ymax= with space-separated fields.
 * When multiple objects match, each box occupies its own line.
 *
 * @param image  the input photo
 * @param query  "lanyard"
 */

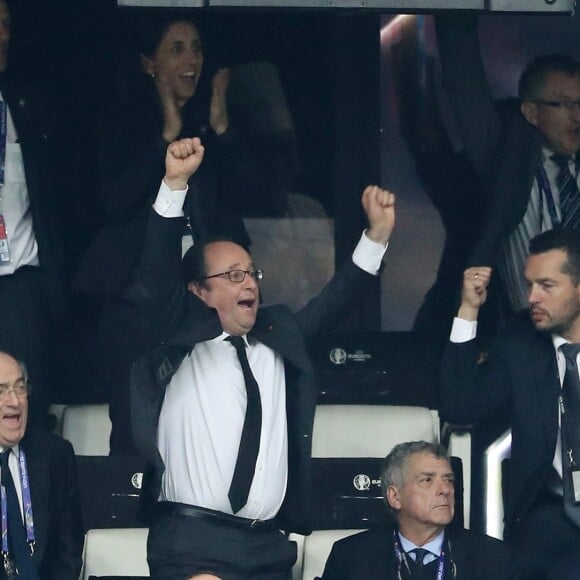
xmin=0 ymin=100 xmax=6 ymax=188
xmin=393 ymin=530 xmax=446 ymax=580
xmin=1 ymin=449 xmax=36 ymax=558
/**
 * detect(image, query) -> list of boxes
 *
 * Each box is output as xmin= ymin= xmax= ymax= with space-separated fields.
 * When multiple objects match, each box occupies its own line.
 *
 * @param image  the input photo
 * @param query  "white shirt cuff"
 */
xmin=450 ymin=317 xmax=478 ymax=343
xmin=351 ymin=230 xmax=388 ymax=275
xmin=153 ymin=180 xmax=188 ymax=217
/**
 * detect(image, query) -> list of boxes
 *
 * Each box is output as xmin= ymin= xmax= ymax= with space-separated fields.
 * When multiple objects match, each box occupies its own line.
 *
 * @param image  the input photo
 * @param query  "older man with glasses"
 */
xmin=0 ymin=351 xmax=83 ymax=579
xmin=130 ymin=136 xmax=396 ymax=580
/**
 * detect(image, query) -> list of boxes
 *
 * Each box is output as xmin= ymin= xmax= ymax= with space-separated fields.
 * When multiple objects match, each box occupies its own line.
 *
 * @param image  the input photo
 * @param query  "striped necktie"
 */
xmin=552 ymin=154 xmax=580 ymax=229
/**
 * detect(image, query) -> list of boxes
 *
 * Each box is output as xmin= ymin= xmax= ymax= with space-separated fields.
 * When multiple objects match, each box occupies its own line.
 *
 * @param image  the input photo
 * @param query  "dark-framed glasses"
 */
xmin=533 ymin=99 xmax=580 ymax=112
xmin=203 ymin=269 xmax=264 ymax=284
xmin=0 ymin=382 xmax=28 ymax=402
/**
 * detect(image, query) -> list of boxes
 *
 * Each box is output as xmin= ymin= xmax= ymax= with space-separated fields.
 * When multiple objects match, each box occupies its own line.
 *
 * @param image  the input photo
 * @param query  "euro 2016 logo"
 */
xmin=329 ymin=348 xmax=347 ymax=365
xmin=352 ymin=474 xmax=371 ymax=491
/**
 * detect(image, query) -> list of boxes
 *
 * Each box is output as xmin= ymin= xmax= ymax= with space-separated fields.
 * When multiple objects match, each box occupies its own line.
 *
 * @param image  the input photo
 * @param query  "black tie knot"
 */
xmin=410 ymin=547 xmax=431 ymax=566
xmin=227 ymin=335 xmax=246 ymax=351
xmin=561 ymin=343 xmax=580 ymax=368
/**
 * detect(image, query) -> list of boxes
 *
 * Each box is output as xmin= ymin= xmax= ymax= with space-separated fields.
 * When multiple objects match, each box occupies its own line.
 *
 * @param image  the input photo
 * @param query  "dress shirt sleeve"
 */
xmin=450 ymin=317 xmax=478 ymax=343
xmin=152 ymin=180 xmax=188 ymax=217
xmin=351 ymin=230 xmax=388 ymax=275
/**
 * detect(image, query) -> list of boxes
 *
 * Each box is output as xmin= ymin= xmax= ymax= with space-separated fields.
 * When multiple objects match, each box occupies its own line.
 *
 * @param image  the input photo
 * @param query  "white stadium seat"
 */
xmin=61 ymin=404 xmax=111 ymax=456
xmin=81 ymin=527 xmax=149 ymax=579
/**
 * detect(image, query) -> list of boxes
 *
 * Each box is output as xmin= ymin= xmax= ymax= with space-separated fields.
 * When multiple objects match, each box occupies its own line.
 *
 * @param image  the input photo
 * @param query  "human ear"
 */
xmin=387 ymin=485 xmax=402 ymax=511
xmin=521 ymin=101 xmax=539 ymax=127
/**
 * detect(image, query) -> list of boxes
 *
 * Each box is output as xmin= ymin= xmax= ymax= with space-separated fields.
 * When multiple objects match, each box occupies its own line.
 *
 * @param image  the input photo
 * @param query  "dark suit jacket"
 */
xmin=7 ymin=431 xmax=84 ymax=580
xmin=321 ymin=527 xmax=509 ymax=580
xmin=440 ymin=314 xmax=559 ymax=537
xmin=130 ymin=209 xmax=380 ymax=534
xmin=436 ymin=13 xmax=543 ymax=268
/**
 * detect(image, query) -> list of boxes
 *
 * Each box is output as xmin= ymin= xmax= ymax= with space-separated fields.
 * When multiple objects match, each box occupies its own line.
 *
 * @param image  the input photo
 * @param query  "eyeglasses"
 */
xmin=0 ymin=382 xmax=28 ymax=403
xmin=533 ymin=99 xmax=580 ymax=112
xmin=203 ymin=269 xmax=264 ymax=284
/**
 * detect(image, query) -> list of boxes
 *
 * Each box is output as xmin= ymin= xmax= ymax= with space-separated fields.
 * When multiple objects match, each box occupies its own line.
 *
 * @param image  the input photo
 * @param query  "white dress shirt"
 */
xmin=0 ymin=96 xmax=38 ymax=274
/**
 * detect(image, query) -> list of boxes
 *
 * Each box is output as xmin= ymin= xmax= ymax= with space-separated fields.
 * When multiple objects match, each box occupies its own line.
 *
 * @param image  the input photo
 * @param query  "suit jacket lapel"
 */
xmin=530 ymin=333 xmax=560 ymax=457
xmin=251 ymin=306 xmax=312 ymax=375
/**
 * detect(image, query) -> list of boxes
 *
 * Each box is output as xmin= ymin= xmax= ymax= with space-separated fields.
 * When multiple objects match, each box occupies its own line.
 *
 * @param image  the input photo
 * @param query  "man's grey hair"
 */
xmin=381 ymin=441 xmax=450 ymax=515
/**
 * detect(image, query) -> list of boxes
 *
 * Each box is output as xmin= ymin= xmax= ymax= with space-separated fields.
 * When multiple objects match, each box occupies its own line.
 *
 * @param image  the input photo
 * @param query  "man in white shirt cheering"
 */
xmin=130 ymin=136 xmax=396 ymax=579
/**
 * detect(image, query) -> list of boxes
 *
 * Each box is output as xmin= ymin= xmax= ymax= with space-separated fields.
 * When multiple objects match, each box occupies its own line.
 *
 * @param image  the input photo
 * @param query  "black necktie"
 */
xmin=227 ymin=335 xmax=262 ymax=514
xmin=0 ymin=450 xmax=38 ymax=579
xmin=552 ymin=154 xmax=580 ymax=229
xmin=409 ymin=547 xmax=431 ymax=566
xmin=559 ymin=343 xmax=580 ymax=527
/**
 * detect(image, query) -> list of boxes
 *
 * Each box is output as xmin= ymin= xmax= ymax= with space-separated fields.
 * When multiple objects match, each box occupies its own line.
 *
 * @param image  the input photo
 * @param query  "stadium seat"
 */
xmin=293 ymin=529 xmax=362 ymax=580
xmin=81 ymin=527 xmax=149 ymax=579
xmin=312 ymin=404 xmax=440 ymax=457
xmin=61 ymin=404 xmax=111 ymax=455
xmin=311 ymin=404 xmax=471 ymax=528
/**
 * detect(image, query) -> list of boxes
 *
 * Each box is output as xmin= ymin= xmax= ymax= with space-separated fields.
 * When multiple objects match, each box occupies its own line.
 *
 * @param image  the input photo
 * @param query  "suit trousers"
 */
xmin=509 ymin=493 xmax=580 ymax=579
xmin=147 ymin=504 xmax=296 ymax=580
xmin=0 ymin=266 xmax=52 ymax=427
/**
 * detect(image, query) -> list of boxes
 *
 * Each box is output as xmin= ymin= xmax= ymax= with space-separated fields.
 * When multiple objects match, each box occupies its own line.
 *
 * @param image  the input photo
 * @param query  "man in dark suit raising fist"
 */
xmin=131 ymin=136 xmax=395 ymax=579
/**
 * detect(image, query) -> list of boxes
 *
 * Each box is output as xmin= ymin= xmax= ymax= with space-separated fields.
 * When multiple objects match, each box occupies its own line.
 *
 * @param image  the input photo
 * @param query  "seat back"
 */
xmin=484 ymin=429 xmax=512 ymax=540
xmin=310 ymin=404 xmax=470 ymax=529
xmin=312 ymin=404 xmax=439 ymax=457
xmin=81 ymin=527 xmax=149 ymax=579
xmin=62 ymin=404 xmax=111 ymax=455
xmin=298 ymin=529 xmax=362 ymax=580
xmin=309 ymin=405 xmax=440 ymax=530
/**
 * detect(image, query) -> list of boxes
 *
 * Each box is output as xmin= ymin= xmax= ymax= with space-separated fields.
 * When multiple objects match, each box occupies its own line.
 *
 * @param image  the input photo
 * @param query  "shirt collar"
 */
xmin=0 ymin=444 xmax=19 ymax=457
xmin=542 ymin=146 xmax=556 ymax=164
xmin=553 ymin=333 xmax=569 ymax=354
xmin=398 ymin=529 xmax=444 ymax=556
xmin=215 ymin=332 xmax=250 ymax=347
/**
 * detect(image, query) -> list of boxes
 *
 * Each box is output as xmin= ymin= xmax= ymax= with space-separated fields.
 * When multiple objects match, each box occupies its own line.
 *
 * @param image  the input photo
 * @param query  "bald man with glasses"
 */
xmin=130 ymin=137 xmax=395 ymax=580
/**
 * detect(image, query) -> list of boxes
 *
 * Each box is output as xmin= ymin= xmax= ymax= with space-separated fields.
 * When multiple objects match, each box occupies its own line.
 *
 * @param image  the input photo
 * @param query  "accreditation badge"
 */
xmin=2 ymin=553 xmax=17 ymax=579
xmin=0 ymin=215 xmax=10 ymax=263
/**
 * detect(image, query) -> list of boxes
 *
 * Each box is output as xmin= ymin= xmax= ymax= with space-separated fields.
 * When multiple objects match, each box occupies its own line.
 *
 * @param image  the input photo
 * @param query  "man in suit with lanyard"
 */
xmin=442 ymin=228 xmax=580 ymax=578
xmin=0 ymin=351 xmax=83 ymax=579
xmin=130 ymin=136 xmax=395 ymax=579
xmin=0 ymin=0 xmax=64 ymax=429
xmin=322 ymin=441 xmax=509 ymax=580
xmin=436 ymin=13 xmax=580 ymax=325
